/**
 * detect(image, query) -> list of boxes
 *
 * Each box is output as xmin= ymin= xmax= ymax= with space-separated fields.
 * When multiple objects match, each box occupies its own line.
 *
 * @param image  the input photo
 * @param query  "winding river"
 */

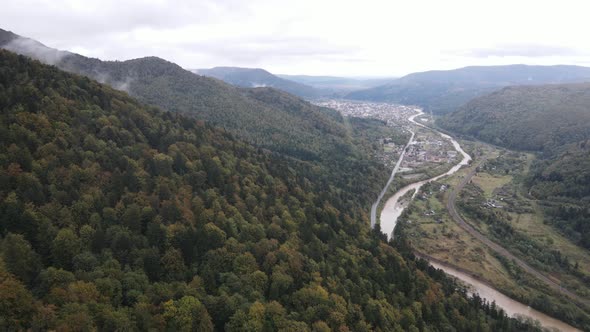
xmin=376 ymin=109 xmax=580 ymax=332
xmin=379 ymin=110 xmax=471 ymax=240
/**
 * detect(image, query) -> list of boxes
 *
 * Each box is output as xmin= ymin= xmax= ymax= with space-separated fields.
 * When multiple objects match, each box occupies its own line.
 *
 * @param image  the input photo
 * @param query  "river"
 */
xmin=429 ymin=260 xmax=580 ymax=332
xmin=377 ymin=109 xmax=580 ymax=332
xmin=379 ymin=110 xmax=471 ymax=240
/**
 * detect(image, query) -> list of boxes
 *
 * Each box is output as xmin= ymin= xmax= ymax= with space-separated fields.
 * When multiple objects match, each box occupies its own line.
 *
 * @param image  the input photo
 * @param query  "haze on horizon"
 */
xmin=3 ymin=0 xmax=590 ymax=77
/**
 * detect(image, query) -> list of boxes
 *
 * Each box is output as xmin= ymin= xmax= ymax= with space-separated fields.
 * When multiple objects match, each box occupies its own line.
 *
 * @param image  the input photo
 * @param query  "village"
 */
xmin=315 ymin=99 xmax=416 ymax=126
xmin=315 ymin=99 xmax=459 ymax=172
xmin=402 ymin=134 xmax=458 ymax=167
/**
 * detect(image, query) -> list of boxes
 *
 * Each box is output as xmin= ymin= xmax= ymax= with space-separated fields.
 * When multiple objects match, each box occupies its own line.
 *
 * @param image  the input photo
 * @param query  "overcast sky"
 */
xmin=3 ymin=0 xmax=590 ymax=76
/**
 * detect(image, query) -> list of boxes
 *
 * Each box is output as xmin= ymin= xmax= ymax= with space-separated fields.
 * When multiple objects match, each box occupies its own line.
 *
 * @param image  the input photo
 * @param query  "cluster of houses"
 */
xmin=403 ymin=139 xmax=458 ymax=167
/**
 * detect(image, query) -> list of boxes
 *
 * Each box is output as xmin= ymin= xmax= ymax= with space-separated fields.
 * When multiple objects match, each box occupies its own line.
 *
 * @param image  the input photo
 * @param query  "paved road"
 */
xmin=447 ymin=156 xmax=589 ymax=306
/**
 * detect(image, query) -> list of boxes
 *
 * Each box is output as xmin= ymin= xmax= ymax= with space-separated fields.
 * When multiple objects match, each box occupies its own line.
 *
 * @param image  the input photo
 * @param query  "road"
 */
xmin=447 ymin=155 xmax=590 ymax=306
xmin=370 ymin=129 xmax=415 ymax=228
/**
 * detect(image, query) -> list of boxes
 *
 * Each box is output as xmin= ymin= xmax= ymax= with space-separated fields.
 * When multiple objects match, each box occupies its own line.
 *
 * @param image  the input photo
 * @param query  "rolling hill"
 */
xmin=0 ymin=28 xmax=343 ymax=161
xmin=438 ymin=83 xmax=590 ymax=150
xmin=347 ymin=65 xmax=590 ymax=114
xmin=194 ymin=67 xmax=321 ymax=98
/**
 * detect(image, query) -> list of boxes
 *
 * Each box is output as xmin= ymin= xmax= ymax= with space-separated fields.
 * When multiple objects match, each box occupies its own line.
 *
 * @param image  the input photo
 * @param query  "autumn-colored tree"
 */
xmin=163 ymin=296 xmax=213 ymax=331
xmin=0 ymin=259 xmax=37 ymax=330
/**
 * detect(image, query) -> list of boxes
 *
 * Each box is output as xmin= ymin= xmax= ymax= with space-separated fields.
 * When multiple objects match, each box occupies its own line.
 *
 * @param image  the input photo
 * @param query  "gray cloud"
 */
xmin=2 ymin=0 xmax=249 ymax=42
xmin=176 ymin=36 xmax=361 ymax=62
xmin=3 ymin=0 xmax=590 ymax=76
xmin=1 ymin=0 xmax=363 ymax=72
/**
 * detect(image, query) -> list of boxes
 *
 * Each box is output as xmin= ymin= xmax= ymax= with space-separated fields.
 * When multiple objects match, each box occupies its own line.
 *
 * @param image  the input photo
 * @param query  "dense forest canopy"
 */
xmin=526 ymin=142 xmax=590 ymax=249
xmin=0 ymin=50 xmax=543 ymax=331
xmin=438 ymin=83 xmax=590 ymax=151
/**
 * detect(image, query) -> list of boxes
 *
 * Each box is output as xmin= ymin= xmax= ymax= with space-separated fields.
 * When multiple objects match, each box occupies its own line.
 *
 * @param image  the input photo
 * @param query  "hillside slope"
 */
xmin=195 ymin=67 xmax=320 ymax=98
xmin=0 ymin=50 xmax=543 ymax=331
xmin=438 ymin=83 xmax=590 ymax=150
xmin=527 ymin=141 xmax=590 ymax=249
xmin=0 ymin=28 xmax=342 ymax=161
xmin=347 ymin=65 xmax=590 ymax=114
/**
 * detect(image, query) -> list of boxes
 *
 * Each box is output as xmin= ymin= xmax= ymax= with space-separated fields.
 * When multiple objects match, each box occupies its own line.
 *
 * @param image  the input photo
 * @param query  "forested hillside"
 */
xmin=0 ymin=50 xmax=543 ymax=331
xmin=0 ymin=28 xmax=344 ymax=162
xmin=527 ymin=142 xmax=590 ymax=249
xmin=438 ymin=83 xmax=590 ymax=150
xmin=347 ymin=65 xmax=590 ymax=114
xmin=439 ymin=83 xmax=590 ymax=250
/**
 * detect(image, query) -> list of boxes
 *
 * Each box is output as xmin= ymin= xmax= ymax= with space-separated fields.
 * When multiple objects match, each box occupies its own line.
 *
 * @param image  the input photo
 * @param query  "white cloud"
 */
xmin=2 ymin=0 xmax=590 ymax=76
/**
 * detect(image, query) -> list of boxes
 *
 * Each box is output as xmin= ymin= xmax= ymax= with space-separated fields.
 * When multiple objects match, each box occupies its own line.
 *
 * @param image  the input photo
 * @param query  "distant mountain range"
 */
xmin=0 ymin=28 xmax=350 ymax=161
xmin=194 ymin=67 xmax=321 ymax=98
xmin=347 ymin=65 xmax=590 ymax=114
xmin=277 ymin=74 xmax=395 ymax=92
xmin=194 ymin=67 xmax=396 ymax=98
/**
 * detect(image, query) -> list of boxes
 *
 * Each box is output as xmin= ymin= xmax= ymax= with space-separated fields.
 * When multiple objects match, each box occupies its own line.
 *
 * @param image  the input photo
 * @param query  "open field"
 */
xmin=402 ymin=188 xmax=515 ymax=289
xmin=471 ymin=173 xmax=512 ymax=198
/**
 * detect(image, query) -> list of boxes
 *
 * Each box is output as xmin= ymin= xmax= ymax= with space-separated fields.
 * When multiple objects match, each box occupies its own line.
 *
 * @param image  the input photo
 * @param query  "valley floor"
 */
xmin=397 ymin=138 xmax=590 ymax=329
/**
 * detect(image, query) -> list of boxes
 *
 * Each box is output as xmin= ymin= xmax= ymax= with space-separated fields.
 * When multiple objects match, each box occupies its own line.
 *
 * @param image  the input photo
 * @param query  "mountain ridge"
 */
xmin=347 ymin=64 xmax=590 ymax=114
xmin=438 ymin=82 xmax=590 ymax=150
xmin=0 ymin=28 xmax=346 ymax=161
